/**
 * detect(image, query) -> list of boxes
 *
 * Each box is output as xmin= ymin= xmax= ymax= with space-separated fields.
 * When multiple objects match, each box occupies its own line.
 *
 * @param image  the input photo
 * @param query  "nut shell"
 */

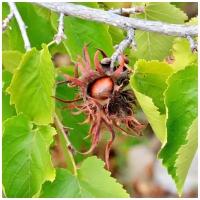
xmin=88 ymin=76 xmax=114 ymax=99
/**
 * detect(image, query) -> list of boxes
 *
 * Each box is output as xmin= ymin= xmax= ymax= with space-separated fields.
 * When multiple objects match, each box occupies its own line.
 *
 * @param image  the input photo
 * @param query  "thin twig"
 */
xmin=54 ymin=114 xmax=77 ymax=175
xmin=110 ymin=28 xmax=136 ymax=69
xmin=186 ymin=35 xmax=197 ymax=52
xmin=54 ymin=13 xmax=66 ymax=44
xmin=109 ymin=6 xmax=145 ymax=15
xmin=35 ymin=2 xmax=197 ymax=37
xmin=8 ymin=2 xmax=31 ymax=51
xmin=2 ymin=11 xmax=14 ymax=32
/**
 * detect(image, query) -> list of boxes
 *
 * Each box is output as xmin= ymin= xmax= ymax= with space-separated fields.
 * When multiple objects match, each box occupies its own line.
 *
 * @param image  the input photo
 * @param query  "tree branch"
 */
xmin=2 ymin=11 xmax=14 ymax=32
xmin=36 ymin=2 xmax=197 ymax=37
xmin=8 ymin=2 xmax=31 ymax=51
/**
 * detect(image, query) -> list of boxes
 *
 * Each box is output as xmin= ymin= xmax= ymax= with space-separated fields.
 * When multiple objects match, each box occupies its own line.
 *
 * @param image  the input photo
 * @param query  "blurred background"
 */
xmin=51 ymin=2 xmax=198 ymax=198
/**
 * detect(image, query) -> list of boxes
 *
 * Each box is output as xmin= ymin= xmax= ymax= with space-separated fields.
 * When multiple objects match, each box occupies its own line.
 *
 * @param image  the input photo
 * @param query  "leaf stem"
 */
xmin=54 ymin=114 xmax=77 ymax=176
xmin=47 ymin=40 xmax=56 ymax=47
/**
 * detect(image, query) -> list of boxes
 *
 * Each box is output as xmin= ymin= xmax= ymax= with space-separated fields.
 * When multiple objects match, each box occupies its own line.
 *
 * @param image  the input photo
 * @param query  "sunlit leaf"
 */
xmin=169 ymin=38 xmax=197 ymax=71
xmin=7 ymin=45 xmax=55 ymax=125
xmin=131 ymin=60 xmax=173 ymax=142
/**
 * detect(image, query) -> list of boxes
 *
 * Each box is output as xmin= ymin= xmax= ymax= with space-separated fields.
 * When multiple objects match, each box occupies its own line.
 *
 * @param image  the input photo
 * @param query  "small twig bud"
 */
xmin=186 ymin=35 xmax=198 ymax=52
xmin=110 ymin=6 xmax=145 ymax=15
xmin=54 ymin=13 xmax=67 ymax=44
xmin=2 ymin=11 xmax=14 ymax=32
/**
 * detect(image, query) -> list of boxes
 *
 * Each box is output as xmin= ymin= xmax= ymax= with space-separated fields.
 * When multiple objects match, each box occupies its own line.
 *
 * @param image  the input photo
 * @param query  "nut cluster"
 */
xmin=55 ymin=46 xmax=144 ymax=169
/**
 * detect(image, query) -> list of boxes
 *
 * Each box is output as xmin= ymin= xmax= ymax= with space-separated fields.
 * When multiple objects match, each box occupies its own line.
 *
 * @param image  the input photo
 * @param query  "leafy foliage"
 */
xmin=7 ymin=45 xmax=55 ymax=125
xmin=40 ymin=156 xmax=129 ymax=197
xmin=2 ymin=2 xmax=198 ymax=198
xmin=131 ymin=38 xmax=197 ymax=193
xmin=3 ymin=114 xmax=56 ymax=197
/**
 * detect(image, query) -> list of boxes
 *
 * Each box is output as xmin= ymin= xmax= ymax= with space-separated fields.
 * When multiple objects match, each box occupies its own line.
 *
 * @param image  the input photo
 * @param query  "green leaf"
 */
xmin=41 ymin=156 xmax=129 ymax=197
xmin=133 ymin=3 xmax=188 ymax=60
xmin=131 ymin=60 xmax=173 ymax=143
xmin=2 ymin=71 xmax=16 ymax=121
xmin=2 ymin=51 xmax=23 ymax=73
xmin=7 ymin=45 xmax=55 ymax=125
xmin=159 ymin=64 xmax=198 ymax=195
xmin=51 ymin=2 xmax=114 ymax=62
xmin=170 ymin=38 xmax=197 ymax=71
xmin=3 ymin=114 xmax=56 ymax=197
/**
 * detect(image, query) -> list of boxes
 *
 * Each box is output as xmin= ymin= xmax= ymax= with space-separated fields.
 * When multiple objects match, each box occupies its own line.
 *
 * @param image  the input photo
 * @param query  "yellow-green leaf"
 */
xmin=7 ymin=45 xmax=55 ymax=125
xmin=131 ymin=60 xmax=173 ymax=143
xmin=170 ymin=38 xmax=197 ymax=71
